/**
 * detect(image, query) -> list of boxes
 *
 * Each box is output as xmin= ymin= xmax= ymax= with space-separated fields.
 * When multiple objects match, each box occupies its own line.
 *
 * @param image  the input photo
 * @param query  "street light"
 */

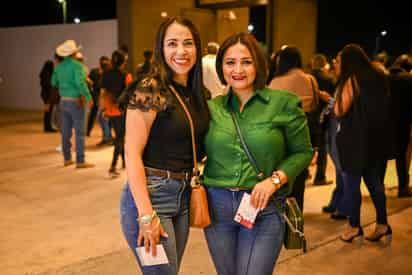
xmin=57 ymin=0 xmax=67 ymax=24
xmin=374 ymin=29 xmax=388 ymax=56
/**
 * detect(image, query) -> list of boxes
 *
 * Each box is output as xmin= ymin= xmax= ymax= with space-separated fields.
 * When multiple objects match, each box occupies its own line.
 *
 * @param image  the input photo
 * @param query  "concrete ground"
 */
xmin=0 ymin=109 xmax=411 ymax=275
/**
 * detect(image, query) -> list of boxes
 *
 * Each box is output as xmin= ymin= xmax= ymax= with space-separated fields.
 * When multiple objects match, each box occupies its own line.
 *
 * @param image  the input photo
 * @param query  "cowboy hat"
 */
xmin=56 ymin=40 xmax=82 ymax=57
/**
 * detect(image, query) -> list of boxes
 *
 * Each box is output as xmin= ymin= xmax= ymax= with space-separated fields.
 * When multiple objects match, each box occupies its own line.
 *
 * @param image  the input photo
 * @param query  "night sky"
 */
xmin=1 ymin=0 xmax=411 ymax=62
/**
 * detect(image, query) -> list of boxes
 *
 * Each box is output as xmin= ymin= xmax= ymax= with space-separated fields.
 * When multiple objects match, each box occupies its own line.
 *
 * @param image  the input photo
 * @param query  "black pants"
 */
xmin=380 ymin=126 xmax=411 ymax=192
xmin=43 ymin=104 xmax=55 ymax=131
xmin=289 ymin=168 xmax=309 ymax=212
xmin=314 ymin=130 xmax=328 ymax=182
xmin=396 ymin=126 xmax=411 ymax=191
xmin=86 ymin=103 xmax=98 ymax=136
xmin=109 ymin=115 xmax=125 ymax=169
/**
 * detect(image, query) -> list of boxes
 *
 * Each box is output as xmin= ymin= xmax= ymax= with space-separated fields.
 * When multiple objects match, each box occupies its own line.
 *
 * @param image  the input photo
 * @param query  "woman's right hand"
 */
xmin=137 ymin=216 xmax=168 ymax=256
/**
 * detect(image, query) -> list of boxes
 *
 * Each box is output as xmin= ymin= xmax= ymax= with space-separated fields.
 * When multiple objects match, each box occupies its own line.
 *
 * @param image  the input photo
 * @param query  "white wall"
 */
xmin=0 ymin=20 xmax=118 ymax=110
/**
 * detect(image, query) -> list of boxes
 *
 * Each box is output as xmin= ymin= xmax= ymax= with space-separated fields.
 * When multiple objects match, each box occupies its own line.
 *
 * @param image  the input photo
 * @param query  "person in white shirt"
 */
xmin=202 ymin=42 xmax=226 ymax=98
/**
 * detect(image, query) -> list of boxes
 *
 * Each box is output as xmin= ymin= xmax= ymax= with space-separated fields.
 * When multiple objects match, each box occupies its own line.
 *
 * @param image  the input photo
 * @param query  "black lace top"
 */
xmin=128 ymin=77 xmax=209 ymax=172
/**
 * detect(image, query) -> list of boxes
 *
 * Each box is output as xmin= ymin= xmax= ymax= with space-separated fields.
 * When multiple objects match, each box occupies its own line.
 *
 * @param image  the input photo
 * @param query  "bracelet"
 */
xmin=138 ymin=210 xmax=157 ymax=226
xmin=271 ymin=171 xmax=282 ymax=188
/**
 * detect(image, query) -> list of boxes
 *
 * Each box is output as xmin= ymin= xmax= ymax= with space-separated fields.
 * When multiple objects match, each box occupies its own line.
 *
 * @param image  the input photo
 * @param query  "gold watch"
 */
xmin=271 ymin=171 xmax=281 ymax=188
xmin=138 ymin=210 xmax=157 ymax=225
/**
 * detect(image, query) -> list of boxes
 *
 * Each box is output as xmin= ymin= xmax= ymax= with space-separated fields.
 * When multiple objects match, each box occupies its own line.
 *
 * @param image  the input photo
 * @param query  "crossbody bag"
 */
xmin=229 ymin=110 xmax=307 ymax=253
xmin=168 ymin=85 xmax=211 ymax=228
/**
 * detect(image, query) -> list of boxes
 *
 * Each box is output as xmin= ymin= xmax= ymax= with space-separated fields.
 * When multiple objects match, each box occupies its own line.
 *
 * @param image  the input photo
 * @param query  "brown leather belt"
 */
xmin=145 ymin=167 xmax=191 ymax=181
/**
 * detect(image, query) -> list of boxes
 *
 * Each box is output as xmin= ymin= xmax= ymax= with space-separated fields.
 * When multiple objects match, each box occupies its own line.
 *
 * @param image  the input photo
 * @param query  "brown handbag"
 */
xmin=168 ymin=85 xmax=211 ymax=228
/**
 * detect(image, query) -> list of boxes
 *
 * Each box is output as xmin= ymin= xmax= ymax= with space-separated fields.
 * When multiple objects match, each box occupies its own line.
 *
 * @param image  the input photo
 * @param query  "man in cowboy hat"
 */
xmin=52 ymin=39 xmax=94 ymax=168
xmin=202 ymin=41 xmax=226 ymax=98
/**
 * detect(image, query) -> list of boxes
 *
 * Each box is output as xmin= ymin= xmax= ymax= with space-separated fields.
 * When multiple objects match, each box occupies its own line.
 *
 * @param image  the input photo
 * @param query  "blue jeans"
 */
xmin=329 ymin=168 xmax=345 ymax=213
xmin=327 ymin=115 xmax=345 ymax=212
xmin=120 ymin=177 xmax=190 ymax=275
xmin=341 ymin=165 xmax=388 ymax=228
xmin=204 ymin=187 xmax=285 ymax=275
xmin=97 ymin=110 xmax=112 ymax=141
xmin=59 ymin=100 xmax=86 ymax=163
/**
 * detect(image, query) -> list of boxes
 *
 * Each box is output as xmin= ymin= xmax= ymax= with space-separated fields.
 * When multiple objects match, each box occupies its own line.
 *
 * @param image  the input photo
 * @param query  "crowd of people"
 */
xmin=39 ymin=16 xmax=412 ymax=275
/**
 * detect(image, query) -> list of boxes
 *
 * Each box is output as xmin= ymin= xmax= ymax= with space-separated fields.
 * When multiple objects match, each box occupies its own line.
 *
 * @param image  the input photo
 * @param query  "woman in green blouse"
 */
xmin=203 ymin=32 xmax=313 ymax=275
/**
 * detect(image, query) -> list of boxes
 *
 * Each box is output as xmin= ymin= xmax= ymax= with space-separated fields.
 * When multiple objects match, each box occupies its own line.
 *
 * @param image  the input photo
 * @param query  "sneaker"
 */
xmin=76 ymin=162 xmax=95 ymax=169
xmin=56 ymin=145 xmax=62 ymax=152
xmin=108 ymin=168 xmax=120 ymax=178
xmin=64 ymin=160 xmax=75 ymax=167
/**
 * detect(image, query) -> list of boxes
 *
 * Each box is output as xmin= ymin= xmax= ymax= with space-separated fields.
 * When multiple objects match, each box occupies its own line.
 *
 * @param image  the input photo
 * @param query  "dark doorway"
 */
xmin=249 ymin=5 xmax=268 ymax=56
xmin=249 ymin=6 xmax=266 ymax=43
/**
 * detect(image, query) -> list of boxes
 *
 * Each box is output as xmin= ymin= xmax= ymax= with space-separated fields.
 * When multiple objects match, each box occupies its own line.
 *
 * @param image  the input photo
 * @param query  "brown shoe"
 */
xmin=64 ymin=160 xmax=75 ymax=167
xmin=76 ymin=162 xmax=95 ymax=169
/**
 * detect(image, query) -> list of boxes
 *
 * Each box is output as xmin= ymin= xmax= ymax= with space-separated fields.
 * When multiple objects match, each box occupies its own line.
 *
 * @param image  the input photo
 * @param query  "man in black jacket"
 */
xmin=310 ymin=54 xmax=336 ymax=186
xmin=388 ymin=54 xmax=412 ymax=197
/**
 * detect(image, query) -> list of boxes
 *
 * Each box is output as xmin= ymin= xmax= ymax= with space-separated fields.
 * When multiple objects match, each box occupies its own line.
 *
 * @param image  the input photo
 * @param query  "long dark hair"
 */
xmin=154 ymin=16 xmax=207 ymax=109
xmin=335 ymin=44 xmax=386 ymax=113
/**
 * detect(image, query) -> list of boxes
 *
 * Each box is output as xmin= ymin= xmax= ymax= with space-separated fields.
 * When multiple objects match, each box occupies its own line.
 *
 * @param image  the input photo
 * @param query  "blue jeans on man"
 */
xmin=120 ymin=176 xmax=190 ymax=275
xmin=204 ymin=187 xmax=285 ymax=275
xmin=59 ymin=100 xmax=86 ymax=164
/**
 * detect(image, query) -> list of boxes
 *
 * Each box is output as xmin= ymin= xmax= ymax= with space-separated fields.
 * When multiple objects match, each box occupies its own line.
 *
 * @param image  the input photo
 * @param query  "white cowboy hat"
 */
xmin=56 ymin=40 xmax=82 ymax=57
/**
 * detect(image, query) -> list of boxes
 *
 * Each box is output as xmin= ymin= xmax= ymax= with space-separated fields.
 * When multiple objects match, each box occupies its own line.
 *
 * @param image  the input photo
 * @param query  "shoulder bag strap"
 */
xmin=309 ymin=77 xmax=320 ymax=111
xmin=229 ymin=110 xmax=264 ymax=180
xmin=168 ymin=85 xmax=199 ymax=177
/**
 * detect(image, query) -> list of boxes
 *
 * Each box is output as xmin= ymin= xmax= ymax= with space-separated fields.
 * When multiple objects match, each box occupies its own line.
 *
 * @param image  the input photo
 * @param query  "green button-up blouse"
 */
xmin=203 ymin=87 xmax=313 ymax=197
xmin=51 ymin=57 xmax=92 ymax=102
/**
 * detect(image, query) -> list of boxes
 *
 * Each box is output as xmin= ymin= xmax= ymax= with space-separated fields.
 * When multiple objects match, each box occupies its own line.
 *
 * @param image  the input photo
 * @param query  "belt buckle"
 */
xmin=228 ymin=187 xmax=241 ymax=192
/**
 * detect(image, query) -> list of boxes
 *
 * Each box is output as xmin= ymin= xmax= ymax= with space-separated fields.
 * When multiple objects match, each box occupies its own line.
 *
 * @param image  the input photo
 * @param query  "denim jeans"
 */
xmin=326 ymin=115 xmax=345 ymax=212
xmin=59 ymin=100 xmax=86 ymax=163
xmin=329 ymin=168 xmax=345 ymax=213
xmin=120 ymin=176 xmax=190 ymax=275
xmin=341 ymin=165 xmax=388 ymax=228
xmin=97 ymin=110 xmax=112 ymax=141
xmin=204 ymin=187 xmax=285 ymax=275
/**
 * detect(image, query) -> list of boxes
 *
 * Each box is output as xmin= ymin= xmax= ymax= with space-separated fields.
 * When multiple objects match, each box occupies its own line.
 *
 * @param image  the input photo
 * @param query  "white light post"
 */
xmin=374 ymin=29 xmax=388 ymax=56
xmin=58 ymin=0 xmax=67 ymax=24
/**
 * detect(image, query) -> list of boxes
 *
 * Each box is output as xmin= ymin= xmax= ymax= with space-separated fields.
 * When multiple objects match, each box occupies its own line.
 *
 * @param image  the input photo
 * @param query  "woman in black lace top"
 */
xmin=119 ymin=17 xmax=209 ymax=275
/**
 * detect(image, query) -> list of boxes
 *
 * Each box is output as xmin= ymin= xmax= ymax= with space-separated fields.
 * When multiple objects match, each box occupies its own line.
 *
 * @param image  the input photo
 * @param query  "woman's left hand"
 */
xmin=251 ymin=178 xmax=277 ymax=210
